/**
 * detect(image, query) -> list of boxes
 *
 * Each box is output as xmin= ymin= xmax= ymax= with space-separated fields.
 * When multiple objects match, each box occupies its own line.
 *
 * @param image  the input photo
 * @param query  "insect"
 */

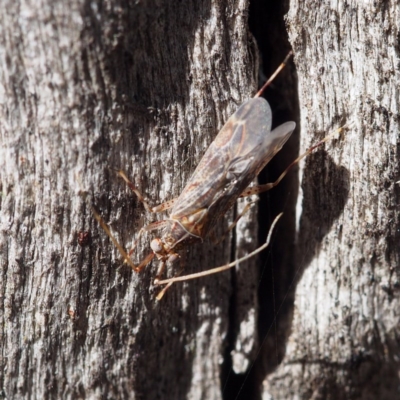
xmin=92 ymin=52 xmax=339 ymax=299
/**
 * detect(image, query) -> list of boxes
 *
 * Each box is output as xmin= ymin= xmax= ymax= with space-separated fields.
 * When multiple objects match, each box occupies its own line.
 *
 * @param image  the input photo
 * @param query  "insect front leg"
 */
xmin=117 ymin=170 xmax=177 ymax=213
xmin=155 ymin=258 xmax=185 ymax=301
xmin=153 ymin=253 xmax=181 ymax=301
xmin=92 ymin=206 xmax=155 ymax=272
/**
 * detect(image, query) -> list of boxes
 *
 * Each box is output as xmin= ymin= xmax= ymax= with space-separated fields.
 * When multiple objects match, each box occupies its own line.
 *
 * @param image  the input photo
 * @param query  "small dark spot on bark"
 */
xmin=78 ymin=231 xmax=91 ymax=246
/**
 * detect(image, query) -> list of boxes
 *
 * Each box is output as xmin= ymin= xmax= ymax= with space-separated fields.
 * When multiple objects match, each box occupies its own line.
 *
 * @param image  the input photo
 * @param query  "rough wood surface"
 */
xmin=262 ymin=1 xmax=400 ymax=399
xmin=0 ymin=1 xmax=271 ymax=399
xmin=2 ymin=0 xmax=397 ymax=399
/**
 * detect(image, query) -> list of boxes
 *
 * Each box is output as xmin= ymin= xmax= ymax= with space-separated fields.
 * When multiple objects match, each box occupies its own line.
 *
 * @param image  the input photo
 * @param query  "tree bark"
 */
xmin=2 ymin=0 xmax=398 ymax=399
xmin=262 ymin=1 xmax=400 ymax=399
xmin=0 ymin=0 xmax=266 ymax=399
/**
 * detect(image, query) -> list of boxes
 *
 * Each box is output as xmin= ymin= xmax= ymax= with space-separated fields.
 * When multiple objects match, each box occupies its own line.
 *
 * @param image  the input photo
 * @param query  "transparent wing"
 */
xmin=170 ymin=97 xmax=295 ymax=236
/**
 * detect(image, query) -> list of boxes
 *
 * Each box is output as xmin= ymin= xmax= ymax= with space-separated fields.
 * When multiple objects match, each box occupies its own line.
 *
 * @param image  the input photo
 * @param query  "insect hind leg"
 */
xmin=240 ymin=125 xmax=347 ymax=198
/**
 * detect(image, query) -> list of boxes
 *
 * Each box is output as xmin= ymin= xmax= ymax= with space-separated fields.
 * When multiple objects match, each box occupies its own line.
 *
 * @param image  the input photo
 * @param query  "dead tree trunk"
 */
xmin=261 ymin=1 xmax=400 ymax=399
xmin=0 ymin=1 xmax=270 ymax=399
xmin=2 ymin=0 xmax=398 ymax=399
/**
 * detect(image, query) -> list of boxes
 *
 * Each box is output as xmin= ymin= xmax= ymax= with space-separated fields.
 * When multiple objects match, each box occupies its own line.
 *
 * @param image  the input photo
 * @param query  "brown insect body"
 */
xmin=152 ymin=220 xmax=198 ymax=258
xmin=150 ymin=97 xmax=295 ymax=277
xmin=92 ymin=52 xmax=336 ymax=296
xmin=169 ymin=98 xmax=293 ymax=239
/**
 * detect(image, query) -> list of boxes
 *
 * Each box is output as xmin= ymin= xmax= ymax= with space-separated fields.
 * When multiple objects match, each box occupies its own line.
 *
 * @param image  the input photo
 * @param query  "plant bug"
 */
xmin=92 ymin=52 xmax=341 ymax=299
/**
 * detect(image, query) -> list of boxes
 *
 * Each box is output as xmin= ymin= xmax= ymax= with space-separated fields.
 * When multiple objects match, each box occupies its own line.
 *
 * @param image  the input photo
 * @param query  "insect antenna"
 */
xmin=255 ymin=50 xmax=293 ymax=98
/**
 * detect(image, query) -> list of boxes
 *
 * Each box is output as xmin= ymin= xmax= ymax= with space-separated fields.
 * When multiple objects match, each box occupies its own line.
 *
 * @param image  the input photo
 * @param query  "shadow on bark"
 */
xmin=221 ymin=2 xmax=351 ymax=398
xmin=226 ymin=151 xmax=349 ymax=400
xmin=220 ymin=0 xmax=300 ymax=398
xmin=77 ymin=1 xmax=213 ymax=398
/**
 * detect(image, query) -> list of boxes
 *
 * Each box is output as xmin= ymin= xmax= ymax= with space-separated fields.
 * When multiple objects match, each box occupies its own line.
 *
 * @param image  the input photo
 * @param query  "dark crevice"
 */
xmin=251 ymin=0 xmax=300 ymax=391
xmin=220 ymin=206 xmax=240 ymax=399
xmin=222 ymin=0 xmax=300 ymax=399
xmin=221 ymin=207 xmax=260 ymax=400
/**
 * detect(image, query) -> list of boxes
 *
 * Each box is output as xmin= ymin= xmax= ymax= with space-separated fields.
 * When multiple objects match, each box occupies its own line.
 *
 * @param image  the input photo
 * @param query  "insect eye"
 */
xmin=150 ymin=239 xmax=164 ymax=253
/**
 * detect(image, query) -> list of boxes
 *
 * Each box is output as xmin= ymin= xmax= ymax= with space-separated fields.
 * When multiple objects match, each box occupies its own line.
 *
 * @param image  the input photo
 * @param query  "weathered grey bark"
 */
xmin=262 ymin=1 xmax=400 ymax=399
xmin=2 ymin=0 xmax=397 ymax=399
xmin=0 ymin=0 xmax=272 ymax=399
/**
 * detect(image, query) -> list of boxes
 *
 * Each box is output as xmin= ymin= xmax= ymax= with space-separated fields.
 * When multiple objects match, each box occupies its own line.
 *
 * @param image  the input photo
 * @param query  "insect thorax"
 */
xmin=161 ymin=220 xmax=201 ymax=252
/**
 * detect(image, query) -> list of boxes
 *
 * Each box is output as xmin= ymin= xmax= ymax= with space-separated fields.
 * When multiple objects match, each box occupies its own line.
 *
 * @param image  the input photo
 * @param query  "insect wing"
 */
xmin=258 ymin=120 xmax=296 ymax=174
xmin=170 ymin=97 xmax=294 ymax=237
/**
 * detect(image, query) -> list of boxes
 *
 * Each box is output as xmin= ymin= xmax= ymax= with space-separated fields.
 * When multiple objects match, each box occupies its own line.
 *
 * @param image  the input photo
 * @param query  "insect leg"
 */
xmin=117 ymin=170 xmax=177 ymax=213
xmin=156 ymin=282 xmax=174 ymax=301
xmin=154 ymin=213 xmax=283 ymax=285
xmin=92 ymin=206 xmax=155 ymax=272
xmin=154 ymin=261 xmax=170 ymax=300
xmin=155 ymin=262 xmax=185 ymax=301
xmin=240 ymin=125 xmax=347 ymax=198
xmin=154 ymin=253 xmax=183 ymax=300
xmin=255 ymin=51 xmax=293 ymax=98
